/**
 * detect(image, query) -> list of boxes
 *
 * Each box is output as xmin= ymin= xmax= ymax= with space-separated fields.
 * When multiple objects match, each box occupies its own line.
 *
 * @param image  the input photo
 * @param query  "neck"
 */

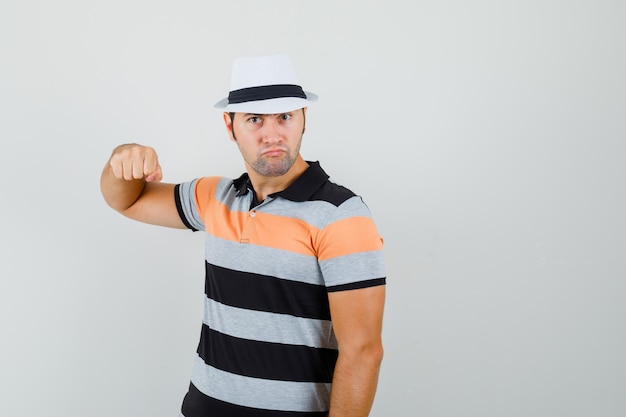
xmin=247 ymin=156 xmax=308 ymax=202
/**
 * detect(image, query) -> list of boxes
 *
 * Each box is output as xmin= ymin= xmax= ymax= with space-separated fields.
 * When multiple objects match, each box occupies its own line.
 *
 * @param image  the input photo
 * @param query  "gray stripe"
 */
xmin=213 ymin=177 xmax=252 ymax=212
xmin=203 ymin=297 xmax=337 ymax=349
xmin=323 ymin=195 xmax=373 ymax=224
xmin=178 ymin=179 xmax=204 ymax=231
xmin=256 ymin=198 xmax=339 ymax=229
xmin=205 ymin=235 xmax=324 ymax=285
xmin=210 ymin=181 xmax=371 ymax=230
xmin=190 ymin=355 xmax=331 ymax=412
xmin=255 ymin=196 xmax=372 ymax=229
xmin=320 ymin=250 xmax=387 ymax=287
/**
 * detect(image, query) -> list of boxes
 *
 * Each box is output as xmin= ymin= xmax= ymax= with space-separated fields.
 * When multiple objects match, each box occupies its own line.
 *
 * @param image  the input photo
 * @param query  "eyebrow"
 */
xmin=243 ymin=112 xmax=291 ymax=117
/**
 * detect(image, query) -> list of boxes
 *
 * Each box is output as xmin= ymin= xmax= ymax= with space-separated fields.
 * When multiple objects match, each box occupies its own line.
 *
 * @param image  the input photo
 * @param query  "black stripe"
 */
xmin=206 ymin=263 xmax=331 ymax=320
xmin=327 ymin=277 xmax=386 ymax=293
xmin=174 ymin=184 xmax=198 ymax=231
xmin=198 ymin=326 xmax=338 ymax=383
xmin=181 ymin=382 xmax=329 ymax=417
xmin=228 ymin=84 xmax=306 ymax=104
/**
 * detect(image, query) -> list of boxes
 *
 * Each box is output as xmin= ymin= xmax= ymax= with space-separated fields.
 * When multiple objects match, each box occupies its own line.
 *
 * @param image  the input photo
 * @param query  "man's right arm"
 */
xmin=100 ymin=143 xmax=187 ymax=229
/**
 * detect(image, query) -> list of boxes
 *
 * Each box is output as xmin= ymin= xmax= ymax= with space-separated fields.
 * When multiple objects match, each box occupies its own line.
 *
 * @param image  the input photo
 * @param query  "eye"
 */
xmin=279 ymin=113 xmax=292 ymax=121
xmin=247 ymin=116 xmax=262 ymax=124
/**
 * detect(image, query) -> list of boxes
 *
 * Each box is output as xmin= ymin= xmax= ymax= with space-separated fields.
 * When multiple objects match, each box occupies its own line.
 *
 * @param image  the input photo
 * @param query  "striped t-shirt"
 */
xmin=175 ymin=161 xmax=386 ymax=417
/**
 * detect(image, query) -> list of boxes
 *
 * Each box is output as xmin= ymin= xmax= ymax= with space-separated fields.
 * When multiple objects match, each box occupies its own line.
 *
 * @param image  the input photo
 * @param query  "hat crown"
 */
xmin=229 ymin=54 xmax=300 ymax=91
xmin=214 ymin=54 xmax=317 ymax=114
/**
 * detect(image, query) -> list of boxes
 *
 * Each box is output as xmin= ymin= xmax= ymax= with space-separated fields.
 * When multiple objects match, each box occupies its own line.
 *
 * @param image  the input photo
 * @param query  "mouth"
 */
xmin=262 ymin=148 xmax=287 ymax=157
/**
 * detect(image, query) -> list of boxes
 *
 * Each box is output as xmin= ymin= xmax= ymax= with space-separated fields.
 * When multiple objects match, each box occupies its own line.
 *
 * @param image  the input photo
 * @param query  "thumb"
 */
xmin=145 ymin=164 xmax=163 ymax=182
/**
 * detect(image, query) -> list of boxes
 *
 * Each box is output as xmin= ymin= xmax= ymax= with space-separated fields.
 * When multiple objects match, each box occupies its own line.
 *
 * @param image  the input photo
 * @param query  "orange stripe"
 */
xmin=195 ymin=177 xmax=248 ymax=242
xmin=205 ymin=202 xmax=249 ymax=243
xmin=316 ymin=216 xmax=383 ymax=261
xmin=201 ymin=202 xmax=320 ymax=257
xmin=194 ymin=178 xmax=381 ymax=259
xmin=246 ymin=212 xmax=320 ymax=256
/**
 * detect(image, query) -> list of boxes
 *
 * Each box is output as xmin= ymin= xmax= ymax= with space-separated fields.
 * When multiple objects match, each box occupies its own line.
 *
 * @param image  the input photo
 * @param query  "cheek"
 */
xmin=237 ymin=139 xmax=260 ymax=158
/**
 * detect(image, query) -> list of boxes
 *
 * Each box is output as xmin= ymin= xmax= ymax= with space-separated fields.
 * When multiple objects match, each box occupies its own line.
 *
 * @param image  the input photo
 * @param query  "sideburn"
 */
xmin=229 ymin=112 xmax=236 ymax=141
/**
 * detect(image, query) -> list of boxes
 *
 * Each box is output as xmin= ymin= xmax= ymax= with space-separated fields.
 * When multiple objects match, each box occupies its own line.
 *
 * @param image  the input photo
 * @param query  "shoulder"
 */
xmin=178 ymin=176 xmax=234 ymax=195
xmin=310 ymin=178 xmax=357 ymax=207
xmin=195 ymin=176 xmax=234 ymax=194
xmin=178 ymin=176 xmax=239 ymax=209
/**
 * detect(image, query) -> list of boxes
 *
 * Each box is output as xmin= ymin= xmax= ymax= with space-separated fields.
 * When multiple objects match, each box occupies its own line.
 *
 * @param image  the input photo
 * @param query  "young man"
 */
xmin=100 ymin=54 xmax=386 ymax=417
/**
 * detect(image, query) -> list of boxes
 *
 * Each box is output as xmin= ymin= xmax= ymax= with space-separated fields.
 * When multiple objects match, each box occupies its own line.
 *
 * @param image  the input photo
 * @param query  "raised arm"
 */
xmin=100 ymin=143 xmax=186 ymax=229
xmin=328 ymin=284 xmax=386 ymax=417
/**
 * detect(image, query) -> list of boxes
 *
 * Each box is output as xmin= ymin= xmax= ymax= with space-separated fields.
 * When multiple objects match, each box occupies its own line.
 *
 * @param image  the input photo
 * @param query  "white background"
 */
xmin=1 ymin=1 xmax=625 ymax=416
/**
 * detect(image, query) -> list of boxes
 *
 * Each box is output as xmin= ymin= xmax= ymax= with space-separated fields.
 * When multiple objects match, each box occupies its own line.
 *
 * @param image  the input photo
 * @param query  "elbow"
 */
xmin=371 ymin=342 xmax=384 ymax=367
xmin=362 ymin=342 xmax=385 ymax=375
xmin=342 ymin=340 xmax=384 ymax=369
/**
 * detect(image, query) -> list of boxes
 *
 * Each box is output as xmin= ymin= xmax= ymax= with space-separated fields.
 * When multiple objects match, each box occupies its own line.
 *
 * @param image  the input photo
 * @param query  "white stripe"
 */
xmin=190 ymin=355 xmax=331 ymax=412
xmin=203 ymin=297 xmax=337 ymax=349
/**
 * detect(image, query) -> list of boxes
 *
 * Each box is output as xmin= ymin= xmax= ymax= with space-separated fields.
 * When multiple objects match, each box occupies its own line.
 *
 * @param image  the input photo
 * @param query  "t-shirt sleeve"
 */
xmin=175 ymin=179 xmax=205 ymax=232
xmin=175 ymin=177 xmax=226 ymax=232
xmin=316 ymin=196 xmax=386 ymax=292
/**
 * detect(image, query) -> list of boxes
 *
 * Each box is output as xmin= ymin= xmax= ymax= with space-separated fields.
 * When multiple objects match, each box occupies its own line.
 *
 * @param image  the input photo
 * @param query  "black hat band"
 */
xmin=228 ymin=84 xmax=306 ymax=104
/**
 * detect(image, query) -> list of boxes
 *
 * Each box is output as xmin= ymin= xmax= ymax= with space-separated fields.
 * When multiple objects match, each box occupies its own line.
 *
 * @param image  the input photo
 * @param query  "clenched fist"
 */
xmin=109 ymin=144 xmax=163 ymax=182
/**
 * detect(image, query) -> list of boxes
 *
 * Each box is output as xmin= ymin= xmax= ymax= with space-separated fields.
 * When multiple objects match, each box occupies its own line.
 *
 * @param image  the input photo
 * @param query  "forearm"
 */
xmin=328 ymin=347 xmax=384 ymax=417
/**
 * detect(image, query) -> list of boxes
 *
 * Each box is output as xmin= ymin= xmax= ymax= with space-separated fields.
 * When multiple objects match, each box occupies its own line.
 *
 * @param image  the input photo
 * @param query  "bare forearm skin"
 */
xmin=329 ymin=346 xmax=384 ymax=417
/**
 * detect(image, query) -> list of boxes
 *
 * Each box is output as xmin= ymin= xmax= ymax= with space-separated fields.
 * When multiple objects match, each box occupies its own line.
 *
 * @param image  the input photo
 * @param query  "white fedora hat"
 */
xmin=214 ymin=54 xmax=318 ymax=114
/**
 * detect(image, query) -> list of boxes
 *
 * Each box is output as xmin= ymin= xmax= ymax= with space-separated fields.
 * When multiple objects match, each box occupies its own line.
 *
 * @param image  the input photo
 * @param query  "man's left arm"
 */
xmin=327 ymin=284 xmax=386 ymax=417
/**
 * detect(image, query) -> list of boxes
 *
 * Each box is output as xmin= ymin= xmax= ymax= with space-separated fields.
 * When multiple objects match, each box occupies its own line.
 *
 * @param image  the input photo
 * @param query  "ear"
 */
xmin=223 ymin=112 xmax=236 ymax=142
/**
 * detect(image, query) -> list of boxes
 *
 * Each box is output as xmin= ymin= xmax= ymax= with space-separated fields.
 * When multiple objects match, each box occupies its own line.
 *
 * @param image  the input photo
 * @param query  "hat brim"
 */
xmin=214 ymin=91 xmax=318 ymax=114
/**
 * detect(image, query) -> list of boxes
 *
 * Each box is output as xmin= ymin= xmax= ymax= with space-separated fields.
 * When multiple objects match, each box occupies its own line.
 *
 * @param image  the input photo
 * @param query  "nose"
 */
xmin=261 ymin=119 xmax=281 ymax=143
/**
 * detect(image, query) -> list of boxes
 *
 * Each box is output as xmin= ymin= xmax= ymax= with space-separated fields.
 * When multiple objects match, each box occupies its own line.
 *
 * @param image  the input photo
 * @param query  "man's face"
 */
xmin=224 ymin=108 xmax=306 ymax=177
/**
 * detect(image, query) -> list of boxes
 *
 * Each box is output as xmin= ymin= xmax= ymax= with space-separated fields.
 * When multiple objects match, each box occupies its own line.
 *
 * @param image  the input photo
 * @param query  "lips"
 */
xmin=262 ymin=148 xmax=287 ymax=156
